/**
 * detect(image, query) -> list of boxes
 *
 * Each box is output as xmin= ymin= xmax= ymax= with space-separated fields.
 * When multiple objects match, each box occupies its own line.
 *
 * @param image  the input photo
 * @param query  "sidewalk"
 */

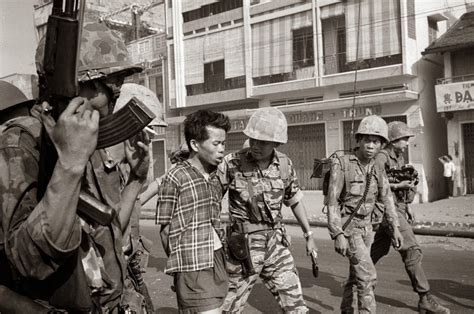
xmin=141 ymin=192 xmax=474 ymax=233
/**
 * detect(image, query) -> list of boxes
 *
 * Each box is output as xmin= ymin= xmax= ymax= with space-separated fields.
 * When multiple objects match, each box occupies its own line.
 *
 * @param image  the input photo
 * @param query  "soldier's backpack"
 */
xmin=321 ymin=154 xmax=352 ymax=201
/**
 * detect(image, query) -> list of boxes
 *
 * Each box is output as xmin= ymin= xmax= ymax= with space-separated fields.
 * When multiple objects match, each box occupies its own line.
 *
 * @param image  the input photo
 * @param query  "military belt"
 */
xmin=231 ymin=221 xmax=282 ymax=234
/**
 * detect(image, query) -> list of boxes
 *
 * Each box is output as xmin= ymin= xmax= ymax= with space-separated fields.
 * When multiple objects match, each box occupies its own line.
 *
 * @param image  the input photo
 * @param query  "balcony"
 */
xmin=253 ymin=65 xmax=315 ymax=86
xmin=437 ymin=74 xmax=474 ymax=85
xmin=323 ymin=52 xmax=402 ymax=75
xmin=186 ymin=76 xmax=246 ymax=96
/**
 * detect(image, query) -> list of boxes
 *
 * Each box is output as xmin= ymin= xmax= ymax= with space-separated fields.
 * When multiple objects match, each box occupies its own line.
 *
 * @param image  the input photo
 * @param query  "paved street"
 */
xmin=141 ymin=222 xmax=474 ymax=313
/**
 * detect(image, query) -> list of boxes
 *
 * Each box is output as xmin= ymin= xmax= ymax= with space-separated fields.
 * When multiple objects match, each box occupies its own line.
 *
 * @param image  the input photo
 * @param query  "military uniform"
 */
xmin=371 ymin=147 xmax=430 ymax=294
xmin=327 ymin=153 xmax=399 ymax=313
xmin=0 ymin=116 xmax=136 ymax=312
xmin=217 ymin=148 xmax=307 ymax=313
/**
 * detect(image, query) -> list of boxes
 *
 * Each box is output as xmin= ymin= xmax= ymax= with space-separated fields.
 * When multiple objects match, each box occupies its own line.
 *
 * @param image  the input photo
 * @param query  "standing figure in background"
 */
xmin=439 ymin=155 xmax=456 ymax=198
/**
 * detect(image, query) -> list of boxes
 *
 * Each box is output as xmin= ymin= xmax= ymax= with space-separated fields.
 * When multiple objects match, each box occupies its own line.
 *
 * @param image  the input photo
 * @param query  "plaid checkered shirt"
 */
xmin=156 ymin=160 xmax=223 ymax=274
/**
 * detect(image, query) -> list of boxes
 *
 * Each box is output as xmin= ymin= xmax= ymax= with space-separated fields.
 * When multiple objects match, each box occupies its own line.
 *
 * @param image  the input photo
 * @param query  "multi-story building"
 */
xmin=423 ymin=9 xmax=474 ymax=196
xmin=165 ymin=0 xmax=470 ymax=202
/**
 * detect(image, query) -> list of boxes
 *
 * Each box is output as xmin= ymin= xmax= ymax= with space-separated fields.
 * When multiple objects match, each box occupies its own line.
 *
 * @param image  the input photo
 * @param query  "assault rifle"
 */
xmin=37 ymin=0 xmax=155 ymax=224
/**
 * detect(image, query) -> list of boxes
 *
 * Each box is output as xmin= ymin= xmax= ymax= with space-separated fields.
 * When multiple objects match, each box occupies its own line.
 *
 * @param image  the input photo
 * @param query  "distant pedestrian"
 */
xmin=439 ymin=155 xmax=456 ymax=198
xmin=156 ymin=110 xmax=231 ymax=313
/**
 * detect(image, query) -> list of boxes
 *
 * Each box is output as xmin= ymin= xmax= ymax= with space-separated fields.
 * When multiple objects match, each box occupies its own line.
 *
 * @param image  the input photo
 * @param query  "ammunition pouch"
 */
xmin=226 ymin=226 xmax=255 ymax=278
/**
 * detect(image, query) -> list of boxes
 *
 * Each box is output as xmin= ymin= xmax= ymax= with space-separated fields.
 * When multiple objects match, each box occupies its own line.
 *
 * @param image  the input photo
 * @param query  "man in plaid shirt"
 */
xmin=156 ymin=110 xmax=231 ymax=313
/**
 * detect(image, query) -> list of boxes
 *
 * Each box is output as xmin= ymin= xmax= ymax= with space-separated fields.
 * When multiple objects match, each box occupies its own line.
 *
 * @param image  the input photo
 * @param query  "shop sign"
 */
xmin=287 ymin=111 xmax=323 ymax=124
xmin=230 ymin=119 xmax=248 ymax=132
xmin=435 ymin=81 xmax=474 ymax=112
xmin=230 ymin=111 xmax=324 ymax=132
xmin=342 ymin=105 xmax=382 ymax=118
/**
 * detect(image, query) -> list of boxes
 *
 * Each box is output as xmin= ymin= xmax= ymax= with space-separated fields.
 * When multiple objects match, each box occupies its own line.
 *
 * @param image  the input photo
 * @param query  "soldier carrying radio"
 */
xmin=326 ymin=115 xmax=403 ymax=313
xmin=371 ymin=121 xmax=450 ymax=314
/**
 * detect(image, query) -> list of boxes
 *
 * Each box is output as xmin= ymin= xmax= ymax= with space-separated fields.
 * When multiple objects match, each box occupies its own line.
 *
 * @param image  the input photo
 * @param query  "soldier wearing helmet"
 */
xmin=0 ymin=81 xmax=36 ymax=126
xmin=217 ymin=107 xmax=317 ymax=313
xmin=326 ymin=115 xmax=403 ymax=313
xmin=371 ymin=121 xmax=450 ymax=313
xmin=0 ymin=18 xmax=150 ymax=312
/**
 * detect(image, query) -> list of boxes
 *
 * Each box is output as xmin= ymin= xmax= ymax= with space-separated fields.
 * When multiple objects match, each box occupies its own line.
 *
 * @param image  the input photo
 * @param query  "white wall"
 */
xmin=0 ymin=0 xmax=37 ymax=78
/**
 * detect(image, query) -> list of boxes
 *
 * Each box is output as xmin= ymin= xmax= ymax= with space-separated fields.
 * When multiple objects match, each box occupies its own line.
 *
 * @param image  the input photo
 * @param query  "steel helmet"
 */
xmin=387 ymin=121 xmax=414 ymax=142
xmin=0 ymin=81 xmax=32 ymax=111
xmin=35 ymin=19 xmax=142 ymax=83
xmin=355 ymin=115 xmax=389 ymax=142
xmin=244 ymin=107 xmax=288 ymax=144
xmin=114 ymin=83 xmax=167 ymax=127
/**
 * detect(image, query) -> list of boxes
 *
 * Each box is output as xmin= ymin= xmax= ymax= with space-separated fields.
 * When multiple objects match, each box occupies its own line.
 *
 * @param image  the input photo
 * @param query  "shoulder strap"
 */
xmin=341 ymin=155 xmax=351 ymax=194
xmin=3 ymin=116 xmax=42 ymax=141
xmin=275 ymin=151 xmax=289 ymax=181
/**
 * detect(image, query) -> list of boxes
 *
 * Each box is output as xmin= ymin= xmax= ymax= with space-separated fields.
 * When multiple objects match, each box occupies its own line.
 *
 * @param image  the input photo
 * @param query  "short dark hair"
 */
xmin=184 ymin=110 xmax=231 ymax=150
xmin=447 ymin=154 xmax=453 ymax=161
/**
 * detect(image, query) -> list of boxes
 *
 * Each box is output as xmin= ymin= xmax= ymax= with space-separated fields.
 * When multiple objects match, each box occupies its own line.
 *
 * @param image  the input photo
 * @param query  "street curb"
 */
xmin=140 ymin=213 xmax=474 ymax=239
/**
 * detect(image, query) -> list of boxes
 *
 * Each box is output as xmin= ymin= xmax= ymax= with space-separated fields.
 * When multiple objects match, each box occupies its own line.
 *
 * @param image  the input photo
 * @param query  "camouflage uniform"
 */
xmin=327 ymin=153 xmax=399 ymax=313
xmin=371 ymin=147 xmax=430 ymax=294
xmin=0 ymin=116 xmax=132 ymax=312
xmin=217 ymin=148 xmax=308 ymax=313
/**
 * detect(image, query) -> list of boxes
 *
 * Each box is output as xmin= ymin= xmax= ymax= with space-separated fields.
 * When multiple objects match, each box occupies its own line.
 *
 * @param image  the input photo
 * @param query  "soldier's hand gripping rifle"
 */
xmin=37 ymin=0 xmax=155 ymax=225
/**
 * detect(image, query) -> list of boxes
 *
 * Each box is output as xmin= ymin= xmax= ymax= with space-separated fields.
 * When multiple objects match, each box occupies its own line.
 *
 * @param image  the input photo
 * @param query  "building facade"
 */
xmin=165 ymin=0 xmax=469 ymax=201
xmin=424 ymin=10 xmax=474 ymax=196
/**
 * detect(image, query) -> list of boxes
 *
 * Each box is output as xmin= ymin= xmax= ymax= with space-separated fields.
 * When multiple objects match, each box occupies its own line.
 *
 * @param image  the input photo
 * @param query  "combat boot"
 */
xmin=418 ymin=293 xmax=450 ymax=313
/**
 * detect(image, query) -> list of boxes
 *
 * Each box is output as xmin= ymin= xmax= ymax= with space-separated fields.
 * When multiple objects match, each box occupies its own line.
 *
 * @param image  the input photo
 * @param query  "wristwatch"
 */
xmin=303 ymin=230 xmax=314 ymax=239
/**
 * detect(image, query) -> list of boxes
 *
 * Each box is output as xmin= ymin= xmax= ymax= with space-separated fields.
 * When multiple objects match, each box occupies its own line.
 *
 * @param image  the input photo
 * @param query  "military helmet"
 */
xmin=0 ymin=81 xmax=31 ymax=111
xmin=114 ymin=83 xmax=167 ymax=127
xmin=244 ymin=107 xmax=288 ymax=144
xmin=387 ymin=121 xmax=414 ymax=142
xmin=35 ymin=19 xmax=142 ymax=82
xmin=355 ymin=115 xmax=389 ymax=142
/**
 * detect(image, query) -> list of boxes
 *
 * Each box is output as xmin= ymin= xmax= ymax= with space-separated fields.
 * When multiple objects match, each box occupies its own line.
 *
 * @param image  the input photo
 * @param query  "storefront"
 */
xmin=436 ymin=81 xmax=474 ymax=195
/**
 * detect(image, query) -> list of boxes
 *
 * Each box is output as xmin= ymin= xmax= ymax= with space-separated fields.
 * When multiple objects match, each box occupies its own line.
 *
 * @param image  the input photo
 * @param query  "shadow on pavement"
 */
xmin=398 ymin=279 xmax=474 ymax=310
xmin=154 ymin=307 xmax=178 ymax=313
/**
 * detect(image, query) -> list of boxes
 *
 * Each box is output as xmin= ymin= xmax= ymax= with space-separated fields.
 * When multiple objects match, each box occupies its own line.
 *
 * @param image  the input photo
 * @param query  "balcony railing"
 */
xmin=251 ymin=53 xmax=402 ymax=86
xmin=437 ymin=74 xmax=474 ymax=84
xmin=186 ymin=76 xmax=246 ymax=96
xmin=323 ymin=52 xmax=402 ymax=75
xmin=253 ymin=65 xmax=315 ymax=86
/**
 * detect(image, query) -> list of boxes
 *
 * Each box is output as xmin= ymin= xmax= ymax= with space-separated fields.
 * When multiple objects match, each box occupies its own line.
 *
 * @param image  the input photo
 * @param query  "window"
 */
xmin=138 ymin=40 xmax=150 ymax=54
xmin=204 ymin=60 xmax=225 ymax=93
xmin=293 ymin=27 xmax=314 ymax=69
xmin=322 ymin=16 xmax=346 ymax=74
xmin=407 ymin=0 xmax=416 ymax=39
xmin=428 ymin=18 xmax=438 ymax=44
xmin=183 ymin=0 xmax=243 ymax=22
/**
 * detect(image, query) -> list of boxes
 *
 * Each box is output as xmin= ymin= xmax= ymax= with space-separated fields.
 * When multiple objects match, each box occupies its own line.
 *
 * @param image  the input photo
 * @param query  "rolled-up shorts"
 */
xmin=174 ymin=248 xmax=228 ymax=313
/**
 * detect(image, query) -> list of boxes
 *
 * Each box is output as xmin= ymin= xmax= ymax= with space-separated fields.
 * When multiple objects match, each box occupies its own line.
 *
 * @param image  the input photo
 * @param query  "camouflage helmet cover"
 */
xmin=244 ymin=107 xmax=288 ymax=144
xmin=35 ymin=19 xmax=142 ymax=82
xmin=387 ymin=121 xmax=414 ymax=142
xmin=114 ymin=83 xmax=167 ymax=127
xmin=355 ymin=115 xmax=389 ymax=142
xmin=0 ymin=81 xmax=31 ymax=111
